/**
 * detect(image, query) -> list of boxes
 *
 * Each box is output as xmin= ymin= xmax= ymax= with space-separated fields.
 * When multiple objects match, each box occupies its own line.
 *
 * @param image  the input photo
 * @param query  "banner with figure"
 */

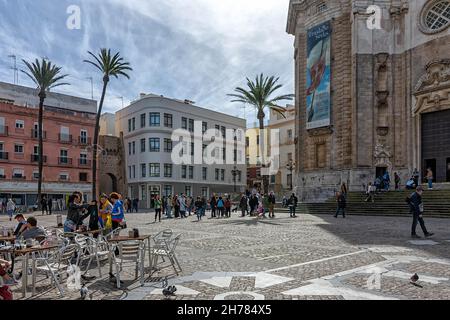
xmin=306 ymin=21 xmax=331 ymax=130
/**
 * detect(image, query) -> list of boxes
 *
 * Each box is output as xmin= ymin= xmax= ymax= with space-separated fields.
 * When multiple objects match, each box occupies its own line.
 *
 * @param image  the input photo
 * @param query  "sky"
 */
xmin=0 ymin=0 xmax=295 ymax=126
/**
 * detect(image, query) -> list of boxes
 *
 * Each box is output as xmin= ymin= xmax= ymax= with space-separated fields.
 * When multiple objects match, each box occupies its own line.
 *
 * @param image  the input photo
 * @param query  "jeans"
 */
xmin=217 ymin=207 xmax=224 ymax=217
xmin=289 ymin=206 xmax=296 ymax=217
xmin=428 ymin=179 xmax=433 ymax=189
xmin=365 ymin=193 xmax=374 ymax=202
xmin=335 ymin=207 xmax=346 ymax=218
xmin=411 ymin=211 xmax=428 ymax=236
xmin=166 ymin=206 xmax=172 ymax=218
xmin=155 ymin=208 xmax=161 ymax=222
xmin=180 ymin=210 xmax=186 ymax=218
xmin=64 ymin=219 xmax=76 ymax=232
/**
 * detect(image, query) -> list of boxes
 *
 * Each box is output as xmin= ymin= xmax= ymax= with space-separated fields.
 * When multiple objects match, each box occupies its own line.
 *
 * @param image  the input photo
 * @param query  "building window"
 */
xmin=202 ymin=167 xmax=207 ymax=180
xmin=141 ymin=138 xmax=146 ymax=152
xmin=128 ymin=166 xmax=131 ymax=179
xmin=420 ymin=0 xmax=450 ymax=34
xmin=15 ymin=120 xmax=24 ymax=129
xmin=59 ymin=173 xmax=69 ymax=181
xmin=185 ymin=186 xmax=192 ymax=197
xmin=164 ymin=164 xmax=173 ymax=178
xmin=80 ymin=153 xmax=88 ymax=165
xmin=13 ymin=169 xmax=24 ymax=178
xmin=221 ymin=169 xmax=225 ymax=181
xmin=149 ymin=113 xmax=160 ymax=127
xmin=317 ymin=2 xmax=327 ymax=13
xmin=79 ymin=172 xmax=88 ymax=182
xmin=149 ymin=163 xmax=160 ymax=177
xmin=128 ymin=143 xmax=131 ymax=155
xmin=164 ymin=185 xmax=172 ymax=196
xmin=256 ymin=135 xmax=260 ymax=145
xmin=164 ymin=113 xmax=173 ymax=128
xmin=202 ymin=122 xmax=208 ymax=134
xmin=246 ymin=137 xmax=250 ymax=147
xmin=270 ymin=175 xmax=276 ymax=184
xmin=223 ymin=148 xmax=226 ymax=161
xmin=215 ymin=168 xmax=220 ymax=181
xmin=133 ymin=165 xmax=136 ymax=179
xmin=164 ymin=138 xmax=173 ymax=153
xmin=188 ymin=166 xmax=194 ymax=179
xmin=80 ymin=130 xmax=88 ymax=144
xmin=32 ymin=171 xmax=39 ymax=180
xmin=191 ymin=142 xmax=195 ymax=156
xmin=128 ymin=119 xmax=132 ymax=132
xmin=188 ymin=119 xmax=194 ymax=132
xmin=140 ymin=113 xmax=146 ymax=128
xmin=132 ymin=141 xmax=136 ymax=154
xmin=149 ymin=138 xmax=160 ymax=152
xmin=14 ymin=144 xmax=24 ymax=153
xmin=141 ymin=163 xmax=147 ymax=178
xmin=181 ymin=165 xmax=187 ymax=179
xmin=132 ymin=118 xmax=136 ymax=131
xmin=221 ymin=126 xmax=226 ymax=138
xmin=60 ymin=150 xmax=68 ymax=164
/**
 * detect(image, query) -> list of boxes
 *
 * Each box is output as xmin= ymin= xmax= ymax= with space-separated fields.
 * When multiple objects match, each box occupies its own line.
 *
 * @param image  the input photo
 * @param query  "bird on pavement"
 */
xmin=410 ymin=273 xmax=419 ymax=283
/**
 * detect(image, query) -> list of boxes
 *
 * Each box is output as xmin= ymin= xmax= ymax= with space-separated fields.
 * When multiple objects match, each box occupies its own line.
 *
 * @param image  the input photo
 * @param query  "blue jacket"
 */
xmin=112 ymin=200 xmax=125 ymax=221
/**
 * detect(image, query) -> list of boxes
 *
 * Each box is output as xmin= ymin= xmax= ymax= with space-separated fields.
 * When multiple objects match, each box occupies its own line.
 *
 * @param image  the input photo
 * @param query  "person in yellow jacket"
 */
xmin=99 ymin=193 xmax=113 ymax=233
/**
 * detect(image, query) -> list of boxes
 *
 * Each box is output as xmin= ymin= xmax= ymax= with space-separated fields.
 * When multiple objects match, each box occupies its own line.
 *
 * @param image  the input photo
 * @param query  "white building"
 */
xmin=115 ymin=94 xmax=247 ymax=209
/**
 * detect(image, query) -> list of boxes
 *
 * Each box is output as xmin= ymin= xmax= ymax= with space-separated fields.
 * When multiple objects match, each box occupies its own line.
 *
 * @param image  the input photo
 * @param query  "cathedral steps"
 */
xmin=277 ymin=189 xmax=450 ymax=218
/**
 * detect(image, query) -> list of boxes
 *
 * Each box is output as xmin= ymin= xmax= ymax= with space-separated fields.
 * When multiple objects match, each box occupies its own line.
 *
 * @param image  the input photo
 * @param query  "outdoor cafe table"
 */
xmin=75 ymin=229 xmax=104 ymax=236
xmin=0 ymin=244 xmax=59 ymax=298
xmin=107 ymin=235 xmax=152 ymax=287
xmin=0 ymin=236 xmax=16 ymax=243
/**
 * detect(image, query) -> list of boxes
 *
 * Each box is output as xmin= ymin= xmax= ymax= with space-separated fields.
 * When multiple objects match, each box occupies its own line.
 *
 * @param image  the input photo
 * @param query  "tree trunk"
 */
xmin=37 ymin=92 xmax=46 ymax=211
xmin=92 ymin=79 xmax=109 ymax=200
xmin=258 ymin=113 xmax=269 ymax=194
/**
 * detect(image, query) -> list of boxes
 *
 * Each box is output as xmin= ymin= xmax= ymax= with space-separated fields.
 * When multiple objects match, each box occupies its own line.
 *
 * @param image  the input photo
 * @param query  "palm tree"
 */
xmin=21 ymin=58 xmax=69 ymax=210
xmin=228 ymin=74 xmax=294 ymax=193
xmin=84 ymin=49 xmax=132 ymax=199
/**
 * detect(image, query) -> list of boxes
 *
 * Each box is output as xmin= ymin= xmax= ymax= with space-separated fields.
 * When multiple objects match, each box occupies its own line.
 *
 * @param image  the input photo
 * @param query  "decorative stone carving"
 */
xmin=376 ymin=127 xmax=389 ymax=136
xmin=376 ymin=91 xmax=389 ymax=108
xmin=415 ymin=60 xmax=450 ymax=93
xmin=307 ymin=126 xmax=333 ymax=137
xmin=374 ymin=143 xmax=392 ymax=167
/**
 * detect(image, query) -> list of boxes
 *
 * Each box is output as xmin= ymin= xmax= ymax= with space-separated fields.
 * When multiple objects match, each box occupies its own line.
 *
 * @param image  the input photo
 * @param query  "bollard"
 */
xmin=57 ymin=214 xmax=63 ymax=227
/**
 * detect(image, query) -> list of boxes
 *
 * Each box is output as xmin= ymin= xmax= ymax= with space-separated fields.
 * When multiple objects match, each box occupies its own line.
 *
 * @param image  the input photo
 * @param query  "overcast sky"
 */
xmin=0 ymin=0 xmax=294 ymax=126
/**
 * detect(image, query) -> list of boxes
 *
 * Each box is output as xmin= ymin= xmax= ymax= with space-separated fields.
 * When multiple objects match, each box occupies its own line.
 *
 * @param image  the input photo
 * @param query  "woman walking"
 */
xmin=224 ymin=197 xmax=231 ymax=218
xmin=195 ymin=197 xmax=203 ymax=221
xmin=239 ymin=194 xmax=248 ymax=217
xmin=154 ymin=195 xmax=162 ymax=222
xmin=216 ymin=196 xmax=225 ymax=218
xmin=166 ymin=195 xmax=173 ymax=218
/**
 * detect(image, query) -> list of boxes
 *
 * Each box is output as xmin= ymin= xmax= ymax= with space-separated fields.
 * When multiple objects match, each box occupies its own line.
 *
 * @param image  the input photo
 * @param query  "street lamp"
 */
xmin=231 ymin=166 xmax=238 ymax=193
xmin=286 ymin=160 xmax=296 ymax=190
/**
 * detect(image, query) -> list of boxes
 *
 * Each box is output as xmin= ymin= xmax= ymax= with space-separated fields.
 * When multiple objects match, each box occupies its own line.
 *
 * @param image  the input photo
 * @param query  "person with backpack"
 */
xmin=407 ymin=186 xmax=434 ymax=239
xmin=194 ymin=197 xmax=204 ymax=221
xmin=224 ymin=197 xmax=232 ymax=218
xmin=334 ymin=191 xmax=346 ymax=218
xmin=216 ymin=196 xmax=225 ymax=218
xmin=268 ymin=192 xmax=276 ymax=218
xmin=239 ymin=194 xmax=248 ymax=217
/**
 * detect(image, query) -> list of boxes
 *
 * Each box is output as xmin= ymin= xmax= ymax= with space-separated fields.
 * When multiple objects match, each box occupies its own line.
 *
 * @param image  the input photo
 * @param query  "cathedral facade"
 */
xmin=286 ymin=0 xmax=450 ymax=201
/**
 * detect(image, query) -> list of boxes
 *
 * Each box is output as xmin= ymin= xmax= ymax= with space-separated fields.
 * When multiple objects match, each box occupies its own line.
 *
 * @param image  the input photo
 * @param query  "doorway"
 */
xmin=375 ymin=167 xmax=387 ymax=179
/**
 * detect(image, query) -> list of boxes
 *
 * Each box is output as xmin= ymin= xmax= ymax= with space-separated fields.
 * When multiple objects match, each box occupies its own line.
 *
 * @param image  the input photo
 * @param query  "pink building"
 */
xmin=0 ymin=82 xmax=97 ymax=208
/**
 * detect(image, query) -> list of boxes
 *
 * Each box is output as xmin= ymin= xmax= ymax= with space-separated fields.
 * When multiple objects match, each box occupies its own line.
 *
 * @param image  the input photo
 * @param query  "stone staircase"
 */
xmin=278 ymin=189 xmax=450 ymax=218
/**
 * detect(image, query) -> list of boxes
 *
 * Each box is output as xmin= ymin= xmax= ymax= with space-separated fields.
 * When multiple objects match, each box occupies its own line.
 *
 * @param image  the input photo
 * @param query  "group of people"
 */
xmin=124 ymin=197 xmax=139 ymax=213
xmin=406 ymin=168 xmax=434 ymax=190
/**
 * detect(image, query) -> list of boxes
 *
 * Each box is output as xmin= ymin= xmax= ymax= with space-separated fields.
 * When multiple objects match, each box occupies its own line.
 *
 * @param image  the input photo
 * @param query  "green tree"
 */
xmin=229 ymin=74 xmax=294 ymax=193
xmin=22 ymin=58 xmax=69 ymax=209
xmin=84 ymin=49 xmax=132 ymax=199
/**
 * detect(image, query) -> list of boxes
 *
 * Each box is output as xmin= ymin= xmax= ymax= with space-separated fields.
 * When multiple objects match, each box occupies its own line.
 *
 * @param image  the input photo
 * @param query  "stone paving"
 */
xmin=1 ymin=210 xmax=450 ymax=300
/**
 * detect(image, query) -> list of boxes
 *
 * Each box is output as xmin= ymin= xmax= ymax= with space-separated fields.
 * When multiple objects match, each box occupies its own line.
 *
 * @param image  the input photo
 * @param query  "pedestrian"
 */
xmin=341 ymin=183 xmax=348 ymax=197
xmin=41 ymin=196 xmax=48 ymax=215
xmin=195 ymin=197 xmax=203 ymax=221
xmin=268 ymin=192 xmax=276 ymax=218
xmin=249 ymin=194 xmax=258 ymax=216
xmin=201 ymin=197 xmax=207 ymax=217
xmin=407 ymin=186 xmax=433 ymax=239
xmin=87 ymin=200 xmax=100 ymax=232
xmin=161 ymin=196 xmax=166 ymax=216
xmin=133 ymin=198 xmax=139 ymax=213
xmin=288 ymin=193 xmax=298 ymax=218
xmin=334 ymin=191 xmax=346 ymax=218
xmin=99 ymin=194 xmax=113 ymax=234
xmin=166 ymin=195 xmax=173 ymax=218
xmin=394 ymin=172 xmax=401 ymax=190
xmin=210 ymin=195 xmax=217 ymax=218
xmin=173 ymin=195 xmax=180 ymax=218
xmin=110 ymin=192 xmax=125 ymax=230
xmin=187 ymin=196 xmax=193 ymax=216
xmin=425 ymin=168 xmax=433 ymax=190
xmin=383 ymin=171 xmax=391 ymax=191
xmin=239 ymin=194 xmax=248 ymax=217
xmin=282 ymin=195 xmax=287 ymax=208
xmin=216 ymin=196 xmax=225 ymax=218
xmin=64 ymin=192 xmax=90 ymax=232
xmin=6 ymin=199 xmax=15 ymax=221
xmin=179 ymin=194 xmax=187 ymax=218
xmin=224 ymin=197 xmax=231 ymax=218
xmin=412 ymin=168 xmax=420 ymax=187
xmin=47 ymin=197 xmax=53 ymax=215
xmin=154 ymin=195 xmax=162 ymax=222
xmin=365 ymin=182 xmax=375 ymax=202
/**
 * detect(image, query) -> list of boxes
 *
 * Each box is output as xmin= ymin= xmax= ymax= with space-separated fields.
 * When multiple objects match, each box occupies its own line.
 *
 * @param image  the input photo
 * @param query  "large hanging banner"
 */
xmin=306 ymin=21 xmax=331 ymax=130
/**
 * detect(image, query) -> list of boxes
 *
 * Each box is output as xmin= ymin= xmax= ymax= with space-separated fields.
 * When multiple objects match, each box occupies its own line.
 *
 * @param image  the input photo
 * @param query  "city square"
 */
xmin=1 ymin=210 xmax=450 ymax=300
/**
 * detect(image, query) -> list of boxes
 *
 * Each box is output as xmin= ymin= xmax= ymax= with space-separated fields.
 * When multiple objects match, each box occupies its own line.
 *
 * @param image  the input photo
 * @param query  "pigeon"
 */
xmin=80 ymin=285 xmax=89 ymax=300
xmin=410 ymin=273 xmax=419 ymax=283
xmin=162 ymin=285 xmax=177 ymax=297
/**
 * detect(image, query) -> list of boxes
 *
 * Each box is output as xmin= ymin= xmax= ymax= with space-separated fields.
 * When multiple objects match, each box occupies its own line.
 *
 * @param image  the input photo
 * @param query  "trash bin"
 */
xmin=57 ymin=214 xmax=63 ymax=227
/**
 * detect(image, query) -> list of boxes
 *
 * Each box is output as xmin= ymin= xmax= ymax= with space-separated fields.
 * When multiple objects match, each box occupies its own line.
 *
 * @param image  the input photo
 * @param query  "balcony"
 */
xmin=58 ymin=133 xmax=73 ymax=144
xmin=12 ymin=176 xmax=26 ymax=180
xmin=0 ymin=152 xmax=8 ymax=161
xmin=31 ymin=154 xmax=48 ymax=163
xmin=0 ymin=126 xmax=8 ymax=136
xmin=31 ymin=129 xmax=47 ymax=140
xmin=78 ymin=159 xmax=92 ymax=167
xmin=78 ymin=136 xmax=92 ymax=146
xmin=58 ymin=157 xmax=73 ymax=166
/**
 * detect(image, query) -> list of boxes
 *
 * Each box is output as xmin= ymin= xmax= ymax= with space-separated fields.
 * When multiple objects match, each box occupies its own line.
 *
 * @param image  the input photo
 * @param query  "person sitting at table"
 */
xmin=64 ymin=192 xmax=90 ymax=232
xmin=99 ymin=194 xmax=113 ymax=233
xmin=20 ymin=217 xmax=46 ymax=241
xmin=13 ymin=214 xmax=28 ymax=236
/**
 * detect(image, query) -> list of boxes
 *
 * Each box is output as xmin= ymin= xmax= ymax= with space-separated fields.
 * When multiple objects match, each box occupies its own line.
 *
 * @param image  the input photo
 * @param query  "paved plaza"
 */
xmin=1 ymin=211 xmax=450 ymax=300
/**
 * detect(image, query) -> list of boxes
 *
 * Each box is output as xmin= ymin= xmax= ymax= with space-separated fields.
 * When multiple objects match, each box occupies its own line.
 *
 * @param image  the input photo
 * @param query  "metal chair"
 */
xmin=111 ymin=240 xmax=145 ymax=288
xmin=151 ymin=234 xmax=182 ymax=275
xmin=32 ymin=244 xmax=78 ymax=297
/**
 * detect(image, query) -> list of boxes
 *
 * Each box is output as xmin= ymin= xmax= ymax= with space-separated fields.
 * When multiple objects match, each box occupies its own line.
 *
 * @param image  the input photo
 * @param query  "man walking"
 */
xmin=288 ymin=193 xmax=298 ymax=218
xmin=41 ymin=196 xmax=48 ymax=215
xmin=426 ymin=168 xmax=433 ymax=190
xmin=334 ymin=191 xmax=346 ymax=218
xmin=179 ymin=194 xmax=187 ymax=218
xmin=408 ymin=186 xmax=434 ymax=239
xmin=268 ymin=192 xmax=276 ymax=218
xmin=47 ymin=197 xmax=53 ymax=215
xmin=365 ymin=182 xmax=375 ymax=202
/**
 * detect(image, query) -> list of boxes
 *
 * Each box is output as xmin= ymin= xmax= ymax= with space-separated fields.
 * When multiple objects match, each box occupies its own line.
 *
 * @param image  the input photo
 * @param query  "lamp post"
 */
xmin=232 ymin=166 xmax=238 ymax=193
xmin=286 ymin=160 xmax=296 ymax=190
